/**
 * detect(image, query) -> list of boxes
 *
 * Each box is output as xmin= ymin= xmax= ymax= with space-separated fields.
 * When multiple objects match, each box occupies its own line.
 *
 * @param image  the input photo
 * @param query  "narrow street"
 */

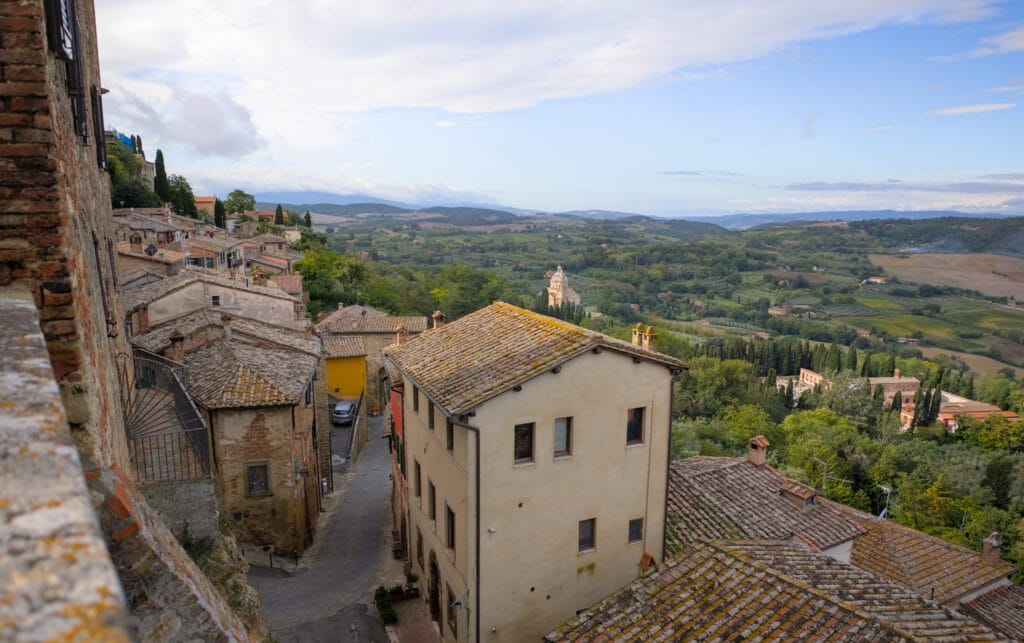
xmin=247 ymin=415 xmax=395 ymax=642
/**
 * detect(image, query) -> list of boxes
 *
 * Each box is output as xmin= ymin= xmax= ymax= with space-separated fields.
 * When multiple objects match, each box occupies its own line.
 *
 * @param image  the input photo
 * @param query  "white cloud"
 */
xmin=433 ymin=120 xmax=459 ymax=128
xmin=970 ymin=24 xmax=1024 ymax=57
xmin=866 ymin=125 xmax=896 ymax=132
xmin=930 ymin=103 xmax=1016 ymax=115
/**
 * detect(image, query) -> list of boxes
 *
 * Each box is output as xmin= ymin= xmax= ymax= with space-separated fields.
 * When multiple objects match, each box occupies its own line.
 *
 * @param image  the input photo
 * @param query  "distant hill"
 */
xmin=553 ymin=209 xmax=646 ymax=220
xmin=684 ymin=209 xmax=1010 ymax=231
xmin=416 ymin=206 xmax=523 ymax=226
xmin=254 ymin=191 xmax=415 ymax=209
xmin=255 ymin=202 xmax=414 ymax=217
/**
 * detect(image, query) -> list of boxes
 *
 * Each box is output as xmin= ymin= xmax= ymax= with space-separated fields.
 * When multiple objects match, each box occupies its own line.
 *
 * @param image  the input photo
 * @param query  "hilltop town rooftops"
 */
xmin=129 ymin=309 xmax=320 ymax=357
xmin=961 ymin=584 xmax=1024 ymax=640
xmin=185 ymin=237 xmax=239 ymax=253
xmin=116 ymin=242 xmax=186 ymax=264
xmin=250 ymin=233 xmax=288 ymax=244
xmin=667 ymin=456 xmax=864 ymax=553
xmin=545 ymin=540 xmax=1002 ymax=642
xmin=321 ymin=314 xmax=428 ymax=335
xmin=384 ymin=302 xmax=683 ymax=415
xmin=114 ymin=212 xmax=191 ymax=233
xmin=835 ymin=507 xmax=1016 ymax=605
xmin=322 ymin=336 xmax=365 ymax=359
xmin=271 ymin=274 xmax=304 ymax=297
xmin=120 ymin=268 xmax=299 ymax=312
xmin=186 ymin=339 xmax=318 ymax=409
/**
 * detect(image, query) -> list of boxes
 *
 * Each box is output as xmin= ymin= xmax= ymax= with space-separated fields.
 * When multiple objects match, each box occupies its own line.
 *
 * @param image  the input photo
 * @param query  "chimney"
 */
xmin=631 ymin=323 xmax=643 ymax=346
xmin=894 ymin=368 xmax=901 ymax=379
xmin=304 ymin=323 xmax=314 ymax=339
xmin=982 ymin=532 xmax=1003 ymax=564
xmin=641 ymin=325 xmax=658 ymax=352
xmin=396 ymin=325 xmax=408 ymax=346
xmin=747 ymin=435 xmax=770 ymax=467
xmin=167 ymin=329 xmax=185 ymax=363
xmin=338 ymin=302 xmax=346 ymax=311
xmin=432 ymin=310 xmax=446 ymax=329
xmin=221 ymin=314 xmax=232 ymax=341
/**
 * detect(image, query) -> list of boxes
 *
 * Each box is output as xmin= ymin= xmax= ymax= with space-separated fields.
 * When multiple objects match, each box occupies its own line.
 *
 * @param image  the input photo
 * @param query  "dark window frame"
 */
xmin=554 ymin=416 xmax=572 ymax=457
xmin=446 ymin=418 xmax=454 ymax=452
xmin=514 ymin=422 xmax=535 ymax=464
xmin=427 ymin=479 xmax=436 ymax=521
xmin=245 ymin=462 xmax=272 ymax=497
xmin=626 ymin=407 xmax=645 ymax=445
xmin=413 ymin=459 xmax=421 ymax=498
xmin=445 ymin=504 xmax=455 ymax=554
xmin=579 ymin=518 xmax=596 ymax=552
xmin=447 ymin=585 xmax=458 ymax=637
xmin=628 ymin=518 xmax=644 ymax=544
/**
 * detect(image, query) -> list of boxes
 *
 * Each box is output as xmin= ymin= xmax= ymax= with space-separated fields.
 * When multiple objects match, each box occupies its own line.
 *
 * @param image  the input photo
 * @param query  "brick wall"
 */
xmin=0 ymin=0 xmax=130 ymax=472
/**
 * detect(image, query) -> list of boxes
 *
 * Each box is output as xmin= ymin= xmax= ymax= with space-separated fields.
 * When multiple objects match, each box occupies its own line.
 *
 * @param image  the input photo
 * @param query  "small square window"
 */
xmin=211 ymin=295 xmax=221 ymax=307
xmin=627 ymin=407 xmax=645 ymax=445
xmin=554 ymin=417 xmax=572 ymax=457
xmin=628 ymin=518 xmax=644 ymax=543
xmin=514 ymin=422 xmax=534 ymax=464
xmin=245 ymin=463 xmax=270 ymax=496
xmin=427 ymin=480 xmax=436 ymax=521
xmin=446 ymin=419 xmax=454 ymax=452
xmin=579 ymin=518 xmax=596 ymax=552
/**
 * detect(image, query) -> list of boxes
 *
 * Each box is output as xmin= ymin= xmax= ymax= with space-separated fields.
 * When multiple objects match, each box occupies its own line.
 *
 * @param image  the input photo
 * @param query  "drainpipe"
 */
xmin=663 ymin=368 xmax=681 ymax=561
xmin=452 ymin=415 xmax=481 ymax=643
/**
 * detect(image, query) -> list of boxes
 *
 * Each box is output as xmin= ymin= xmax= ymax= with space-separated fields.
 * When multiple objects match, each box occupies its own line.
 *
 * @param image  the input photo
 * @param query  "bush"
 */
xmin=380 ymin=606 xmax=398 ymax=625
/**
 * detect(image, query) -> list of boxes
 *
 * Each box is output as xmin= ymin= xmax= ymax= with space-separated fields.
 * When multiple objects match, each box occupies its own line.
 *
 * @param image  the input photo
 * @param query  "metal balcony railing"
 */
xmin=120 ymin=350 xmax=210 ymax=483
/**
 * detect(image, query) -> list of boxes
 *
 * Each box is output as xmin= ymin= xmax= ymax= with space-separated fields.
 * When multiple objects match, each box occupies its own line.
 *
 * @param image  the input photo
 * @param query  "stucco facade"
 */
xmin=394 ymin=327 xmax=676 ymax=642
xmin=131 ymin=278 xmax=306 ymax=332
xmin=325 ymin=354 xmax=367 ymax=398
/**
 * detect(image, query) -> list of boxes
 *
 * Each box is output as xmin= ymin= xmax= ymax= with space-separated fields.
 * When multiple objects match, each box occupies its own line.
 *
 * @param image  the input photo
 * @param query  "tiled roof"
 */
xmin=116 ymin=242 xmax=185 ymax=264
xmin=844 ymin=515 xmax=1015 ymax=604
xmin=119 ymin=268 xmax=299 ymax=312
xmin=325 ymin=315 xmax=428 ymax=335
xmin=129 ymin=309 xmax=319 ymax=357
xmin=322 ymin=336 xmax=365 ymax=358
xmin=272 ymin=274 xmax=303 ymax=295
xmin=186 ymin=237 xmax=234 ymax=253
xmin=666 ymin=457 xmax=863 ymax=553
xmin=250 ymin=233 xmax=287 ymax=243
xmin=961 ymin=583 xmax=1024 ymax=640
xmin=114 ymin=212 xmax=183 ymax=233
xmin=252 ymin=255 xmax=289 ymax=268
xmin=185 ymin=340 xmax=317 ymax=409
xmin=384 ymin=302 xmax=683 ymax=415
xmin=546 ymin=540 xmax=1002 ymax=642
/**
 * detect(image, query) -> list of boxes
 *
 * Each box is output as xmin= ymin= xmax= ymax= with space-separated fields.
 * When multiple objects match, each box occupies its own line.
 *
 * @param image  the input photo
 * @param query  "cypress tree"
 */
xmin=844 ymin=346 xmax=858 ymax=372
xmin=274 ymin=204 xmax=284 ymax=225
xmin=154 ymin=149 xmax=171 ymax=202
xmin=929 ymin=388 xmax=943 ymax=425
xmin=890 ymin=390 xmax=902 ymax=412
xmin=303 ymin=210 xmax=312 ymax=227
xmin=214 ymin=198 xmax=226 ymax=228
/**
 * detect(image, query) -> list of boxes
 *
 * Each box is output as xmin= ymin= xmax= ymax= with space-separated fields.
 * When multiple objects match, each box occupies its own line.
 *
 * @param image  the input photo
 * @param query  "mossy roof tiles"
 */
xmin=185 ymin=340 xmax=317 ymax=409
xmin=961 ymin=584 xmax=1024 ymax=640
xmin=667 ymin=457 xmax=864 ymax=553
xmin=546 ymin=541 xmax=1005 ymax=642
xmin=322 ymin=336 xmax=366 ymax=358
xmin=383 ymin=302 xmax=683 ymax=415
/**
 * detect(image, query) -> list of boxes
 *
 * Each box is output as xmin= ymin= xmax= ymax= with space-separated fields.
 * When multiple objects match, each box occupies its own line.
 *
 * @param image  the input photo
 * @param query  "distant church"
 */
xmin=546 ymin=265 xmax=581 ymax=306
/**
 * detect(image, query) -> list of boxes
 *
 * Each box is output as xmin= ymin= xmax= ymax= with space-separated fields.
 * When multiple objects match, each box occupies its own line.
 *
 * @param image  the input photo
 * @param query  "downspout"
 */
xmin=663 ymin=367 xmax=681 ymax=561
xmin=452 ymin=415 xmax=481 ymax=643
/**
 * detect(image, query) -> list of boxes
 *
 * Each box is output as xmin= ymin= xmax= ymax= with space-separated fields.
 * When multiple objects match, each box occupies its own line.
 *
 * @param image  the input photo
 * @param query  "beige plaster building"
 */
xmin=546 ymin=265 xmax=581 ymax=307
xmin=384 ymin=304 xmax=682 ymax=642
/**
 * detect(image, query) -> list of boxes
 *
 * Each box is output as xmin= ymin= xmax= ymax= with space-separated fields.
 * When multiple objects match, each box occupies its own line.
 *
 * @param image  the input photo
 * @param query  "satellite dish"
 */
xmin=144 ymin=244 xmax=158 ymax=256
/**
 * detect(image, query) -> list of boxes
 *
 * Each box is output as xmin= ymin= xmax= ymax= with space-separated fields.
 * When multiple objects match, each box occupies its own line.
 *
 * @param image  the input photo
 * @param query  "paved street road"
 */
xmin=248 ymin=416 xmax=393 ymax=640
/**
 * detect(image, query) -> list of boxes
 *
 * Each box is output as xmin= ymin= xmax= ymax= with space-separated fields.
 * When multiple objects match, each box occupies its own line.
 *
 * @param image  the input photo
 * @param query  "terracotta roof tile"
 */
xmin=185 ymin=340 xmax=317 ymax=409
xmin=119 ymin=268 xmax=299 ymax=312
xmin=322 ymin=336 xmax=365 ymax=358
xmin=129 ymin=309 xmax=319 ymax=357
xmin=666 ymin=457 xmax=863 ymax=553
xmin=271 ymin=274 xmax=303 ymax=295
xmin=384 ymin=302 xmax=683 ymax=415
xmin=961 ymin=583 xmax=1024 ymax=640
xmin=547 ymin=541 xmax=1004 ymax=642
xmin=116 ymin=242 xmax=186 ymax=264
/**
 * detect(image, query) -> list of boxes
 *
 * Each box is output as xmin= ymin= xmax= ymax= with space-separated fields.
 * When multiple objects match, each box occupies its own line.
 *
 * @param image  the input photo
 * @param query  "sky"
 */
xmin=95 ymin=0 xmax=1024 ymax=217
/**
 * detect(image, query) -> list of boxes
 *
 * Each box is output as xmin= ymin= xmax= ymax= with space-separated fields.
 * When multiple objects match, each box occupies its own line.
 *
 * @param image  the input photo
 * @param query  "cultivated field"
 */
xmin=918 ymin=346 xmax=1023 ymax=378
xmin=870 ymin=253 xmax=1024 ymax=300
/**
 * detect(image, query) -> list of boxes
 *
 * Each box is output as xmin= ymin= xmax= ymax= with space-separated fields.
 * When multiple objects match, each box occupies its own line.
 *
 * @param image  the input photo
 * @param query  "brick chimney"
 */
xmin=747 ymin=435 xmax=770 ymax=467
xmin=641 ymin=325 xmax=658 ymax=351
xmin=396 ymin=325 xmax=408 ymax=346
xmin=631 ymin=323 xmax=644 ymax=346
xmin=982 ymin=532 xmax=1003 ymax=564
xmin=432 ymin=310 xmax=446 ymax=329
xmin=221 ymin=314 xmax=232 ymax=341
xmin=167 ymin=329 xmax=185 ymax=363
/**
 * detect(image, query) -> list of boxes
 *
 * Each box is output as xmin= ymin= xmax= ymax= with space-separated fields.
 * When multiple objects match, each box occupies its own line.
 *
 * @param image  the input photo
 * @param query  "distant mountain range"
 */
xmin=254 ymin=191 xmax=1013 ymax=230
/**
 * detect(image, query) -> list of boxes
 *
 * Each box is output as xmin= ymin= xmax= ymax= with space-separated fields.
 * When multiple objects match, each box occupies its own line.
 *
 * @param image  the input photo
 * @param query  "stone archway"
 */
xmin=428 ymin=550 xmax=441 ymax=623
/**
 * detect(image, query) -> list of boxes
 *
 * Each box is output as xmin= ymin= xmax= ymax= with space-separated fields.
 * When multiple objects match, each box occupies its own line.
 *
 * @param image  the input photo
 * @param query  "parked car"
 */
xmin=331 ymin=401 xmax=355 ymax=425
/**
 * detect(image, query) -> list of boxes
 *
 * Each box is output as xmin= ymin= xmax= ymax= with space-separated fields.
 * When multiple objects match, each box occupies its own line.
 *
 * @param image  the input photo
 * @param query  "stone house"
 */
xmin=184 ymin=236 xmax=244 ymax=272
xmin=121 ymin=268 xmax=308 ymax=335
xmin=383 ymin=303 xmax=682 ymax=642
xmin=134 ymin=313 xmax=323 ymax=556
xmin=194 ymin=195 xmax=217 ymax=217
xmin=115 ymin=240 xmax=186 ymax=275
xmin=250 ymin=232 xmax=289 ymax=257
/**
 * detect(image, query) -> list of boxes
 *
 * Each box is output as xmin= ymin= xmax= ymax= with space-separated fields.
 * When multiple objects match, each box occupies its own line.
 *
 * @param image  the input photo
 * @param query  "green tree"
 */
xmin=293 ymin=247 xmax=368 ymax=317
xmin=224 ymin=189 xmax=255 ymax=214
xmin=214 ymin=198 xmax=226 ymax=228
xmin=111 ymin=180 xmax=161 ymax=208
xmin=153 ymin=149 xmax=170 ymax=202
xmin=274 ymin=204 xmax=284 ymax=225
xmin=304 ymin=211 xmax=312 ymax=228
xmin=167 ymin=174 xmax=198 ymax=217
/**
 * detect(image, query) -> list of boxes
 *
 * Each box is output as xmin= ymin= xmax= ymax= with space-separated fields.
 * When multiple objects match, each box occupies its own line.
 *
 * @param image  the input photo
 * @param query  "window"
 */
xmin=211 ymin=295 xmax=221 ymax=307
xmin=445 ymin=504 xmax=456 ymax=554
xmin=514 ymin=422 xmax=534 ymax=464
xmin=626 ymin=407 xmax=645 ymax=445
xmin=554 ymin=417 xmax=572 ymax=457
xmin=429 ymin=403 xmax=435 ymax=431
xmin=414 ymin=459 xmax=421 ymax=498
xmin=416 ymin=528 xmax=424 ymax=569
xmin=446 ymin=419 xmax=454 ymax=452
xmin=245 ymin=463 xmax=270 ymax=496
xmin=447 ymin=585 xmax=458 ymax=637
xmin=628 ymin=518 xmax=644 ymax=543
xmin=305 ymin=383 xmax=311 ymax=405
xmin=427 ymin=480 xmax=436 ymax=521
xmin=413 ymin=386 xmax=419 ymax=412
xmin=579 ymin=518 xmax=596 ymax=552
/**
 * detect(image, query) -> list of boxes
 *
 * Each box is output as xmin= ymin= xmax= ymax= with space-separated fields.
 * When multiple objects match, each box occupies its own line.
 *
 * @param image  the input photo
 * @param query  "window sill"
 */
xmin=554 ymin=453 xmax=572 ymax=461
xmin=628 ymin=539 xmax=643 ymax=545
xmin=513 ymin=460 xmax=535 ymax=468
xmin=626 ymin=442 xmax=645 ymax=449
xmin=578 ymin=547 xmax=596 ymax=556
xmin=245 ymin=491 xmax=273 ymax=498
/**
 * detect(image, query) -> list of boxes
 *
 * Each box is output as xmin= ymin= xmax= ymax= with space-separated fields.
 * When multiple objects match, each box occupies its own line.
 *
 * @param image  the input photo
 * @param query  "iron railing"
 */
xmin=120 ymin=350 xmax=210 ymax=483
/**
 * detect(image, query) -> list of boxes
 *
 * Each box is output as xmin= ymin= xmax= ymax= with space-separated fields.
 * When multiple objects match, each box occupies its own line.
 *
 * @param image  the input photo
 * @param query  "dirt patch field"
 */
xmin=917 ymin=346 xmax=1023 ymax=378
xmin=870 ymin=253 xmax=1024 ymax=300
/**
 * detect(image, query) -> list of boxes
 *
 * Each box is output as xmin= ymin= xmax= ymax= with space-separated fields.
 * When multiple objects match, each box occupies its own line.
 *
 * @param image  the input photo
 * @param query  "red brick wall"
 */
xmin=0 ymin=0 xmax=130 ymax=471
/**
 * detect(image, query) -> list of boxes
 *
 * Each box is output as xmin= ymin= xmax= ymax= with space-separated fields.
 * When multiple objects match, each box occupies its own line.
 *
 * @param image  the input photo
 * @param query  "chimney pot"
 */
xmin=982 ymin=532 xmax=1003 ymax=564
xmin=631 ymin=323 xmax=643 ymax=347
xmin=167 ymin=329 xmax=185 ymax=363
xmin=396 ymin=325 xmax=408 ymax=346
xmin=894 ymin=368 xmax=901 ymax=378
xmin=747 ymin=435 xmax=770 ymax=467
xmin=221 ymin=314 xmax=232 ymax=340
xmin=432 ymin=310 xmax=447 ymax=329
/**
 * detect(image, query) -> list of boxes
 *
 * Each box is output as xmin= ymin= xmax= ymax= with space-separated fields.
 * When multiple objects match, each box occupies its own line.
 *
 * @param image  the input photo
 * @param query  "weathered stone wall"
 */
xmin=0 ymin=0 xmax=130 ymax=473
xmin=211 ymin=402 xmax=319 ymax=557
xmin=0 ymin=286 xmax=130 ymax=642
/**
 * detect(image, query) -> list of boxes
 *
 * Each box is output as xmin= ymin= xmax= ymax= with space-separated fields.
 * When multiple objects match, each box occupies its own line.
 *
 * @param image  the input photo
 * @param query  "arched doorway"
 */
xmin=428 ymin=550 xmax=441 ymax=623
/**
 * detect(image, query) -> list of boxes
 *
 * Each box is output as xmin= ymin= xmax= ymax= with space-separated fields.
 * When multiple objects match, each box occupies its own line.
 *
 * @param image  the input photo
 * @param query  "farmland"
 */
xmin=870 ymin=253 xmax=1024 ymax=301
